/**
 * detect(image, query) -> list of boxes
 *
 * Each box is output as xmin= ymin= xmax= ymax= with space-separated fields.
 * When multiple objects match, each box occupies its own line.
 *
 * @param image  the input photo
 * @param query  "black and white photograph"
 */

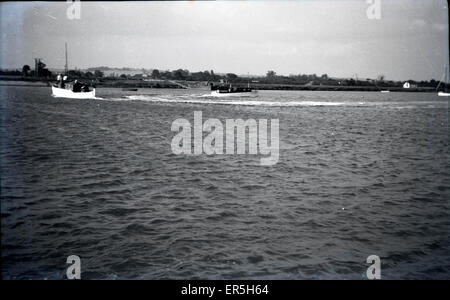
xmin=0 ymin=0 xmax=449 ymax=284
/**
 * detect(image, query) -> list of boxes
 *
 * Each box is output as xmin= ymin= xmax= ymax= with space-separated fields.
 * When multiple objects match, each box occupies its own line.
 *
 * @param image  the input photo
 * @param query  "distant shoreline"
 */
xmin=0 ymin=76 xmax=437 ymax=93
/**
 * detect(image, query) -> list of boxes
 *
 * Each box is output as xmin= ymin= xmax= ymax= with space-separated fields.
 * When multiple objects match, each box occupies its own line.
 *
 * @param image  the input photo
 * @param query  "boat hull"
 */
xmin=52 ymin=86 xmax=96 ymax=99
xmin=438 ymin=91 xmax=450 ymax=97
xmin=210 ymin=90 xmax=257 ymax=97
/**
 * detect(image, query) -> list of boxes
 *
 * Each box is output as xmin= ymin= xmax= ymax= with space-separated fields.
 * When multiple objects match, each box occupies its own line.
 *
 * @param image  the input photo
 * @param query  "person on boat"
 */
xmin=82 ymin=85 xmax=90 ymax=92
xmin=57 ymin=74 xmax=66 ymax=88
xmin=72 ymin=80 xmax=82 ymax=92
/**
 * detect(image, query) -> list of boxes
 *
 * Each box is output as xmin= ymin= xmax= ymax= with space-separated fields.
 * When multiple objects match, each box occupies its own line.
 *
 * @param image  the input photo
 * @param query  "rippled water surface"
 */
xmin=1 ymin=86 xmax=449 ymax=279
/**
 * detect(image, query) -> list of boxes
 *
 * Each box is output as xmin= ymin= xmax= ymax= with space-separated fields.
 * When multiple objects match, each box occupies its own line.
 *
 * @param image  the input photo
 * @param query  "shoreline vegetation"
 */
xmin=0 ymin=66 xmax=444 ymax=93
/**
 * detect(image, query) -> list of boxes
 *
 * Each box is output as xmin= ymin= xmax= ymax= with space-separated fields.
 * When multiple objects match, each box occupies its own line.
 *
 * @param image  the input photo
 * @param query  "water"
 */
xmin=1 ymin=86 xmax=449 ymax=279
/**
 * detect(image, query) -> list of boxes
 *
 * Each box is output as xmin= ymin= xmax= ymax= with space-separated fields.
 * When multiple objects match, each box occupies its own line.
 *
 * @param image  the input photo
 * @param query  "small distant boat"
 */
xmin=122 ymin=88 xmax=138 ymax=91
xmin=211 ymin=89 xmax=257 ymax=97
xmin=436 ymin=67 xmax=449 ymax=96
xmin=380 ymin=90 xmax=390 ymax=93
xmin=52 ymin=86 xmax=96 ymax=99
xmin=210 ymin=83 xmax=257 ymax=97
xmin=436 ymin=55 xmax=449 ymax=96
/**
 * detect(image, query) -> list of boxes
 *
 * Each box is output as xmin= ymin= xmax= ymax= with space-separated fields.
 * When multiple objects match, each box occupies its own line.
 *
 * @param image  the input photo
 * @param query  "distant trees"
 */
xmin=55 ymin=69 xmax=104 ymax=79
xmin=417 ymin=79 xmax=440 ymax=88
xmin=172 ymin=69 xmax=190 ymax=80
xmin=188 ymin=71 xmax=210 ymax=81
xmin=94 ymin=70 xmax=104 ymax=78
xmin=1 ymin=63 xmax=442 ymax=89
xmin=152 ymin=69 xmax=160 ymax=78
xmin=226 ymin=73 xmax=238 ymax=81
xmin=58 ymin=67 xmax=222 ymax=82
xmin=68 ymin=70 xmax=83 ymax=78
xmin=22 ymin=65 xmax=31 ymax=77
xmin=34 ymin=60 xmax=52 ymax=78
xmin=266 ymin=70 xmax=276 ymax=78
xmin=346 ymin=78 xmax=355 ymax=86
xmin=0 ymin=69 xmax=21 ymax=76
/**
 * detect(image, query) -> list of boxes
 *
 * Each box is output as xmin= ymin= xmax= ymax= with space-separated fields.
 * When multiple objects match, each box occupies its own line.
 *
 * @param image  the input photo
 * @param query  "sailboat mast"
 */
xmin=436 ymin=6 xmax=450 ymax=96
xmin=446 ymin=66 xmax=448 ymax=86
xmin=64 ymin=42 xmax=68 ymax=74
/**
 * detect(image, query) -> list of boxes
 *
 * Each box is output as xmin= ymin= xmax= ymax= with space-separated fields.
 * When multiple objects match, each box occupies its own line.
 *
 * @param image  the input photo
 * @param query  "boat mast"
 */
xmin=447 ymin=5 xmax=449 ymax=91
xmin=437 ymin=4 xmax=450 ymax=94
xmin=64 ymin=42 xmax=68 ymax=74
xmin=446 ymin=66 xmax=448 ymax=89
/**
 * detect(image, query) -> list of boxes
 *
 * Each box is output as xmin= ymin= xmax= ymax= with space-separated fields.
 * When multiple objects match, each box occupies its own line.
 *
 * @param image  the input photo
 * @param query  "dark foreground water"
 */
xmin=1 ymin=86 xmax=449 ymax=279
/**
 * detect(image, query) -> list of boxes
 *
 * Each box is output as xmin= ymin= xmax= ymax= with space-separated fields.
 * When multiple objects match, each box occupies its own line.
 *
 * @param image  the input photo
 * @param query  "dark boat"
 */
xmin=210 ymin=83 xmax=256 ymax=97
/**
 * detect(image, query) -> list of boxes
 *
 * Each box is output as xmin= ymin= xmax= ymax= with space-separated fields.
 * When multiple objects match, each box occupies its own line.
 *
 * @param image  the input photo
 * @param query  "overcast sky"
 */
xmin=0 ymin=0 xmax=448 ymax=81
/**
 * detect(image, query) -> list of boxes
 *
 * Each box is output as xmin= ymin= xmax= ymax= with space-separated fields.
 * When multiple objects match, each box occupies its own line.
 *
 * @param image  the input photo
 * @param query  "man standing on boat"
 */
xmin=57 ymin=74 xmax=66 ymax=88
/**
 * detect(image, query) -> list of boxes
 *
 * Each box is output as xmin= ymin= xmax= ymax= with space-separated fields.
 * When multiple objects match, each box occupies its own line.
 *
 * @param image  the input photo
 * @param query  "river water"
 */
xmin=1 ymin=86 xmax=449 ymax=279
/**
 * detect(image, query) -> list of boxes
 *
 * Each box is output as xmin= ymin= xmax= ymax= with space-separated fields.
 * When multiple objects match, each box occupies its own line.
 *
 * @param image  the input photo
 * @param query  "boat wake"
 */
xmin=116 ymin=95 xmax=355 ymax=107
xmin=97 ymin=94 xmax=448 ymax=109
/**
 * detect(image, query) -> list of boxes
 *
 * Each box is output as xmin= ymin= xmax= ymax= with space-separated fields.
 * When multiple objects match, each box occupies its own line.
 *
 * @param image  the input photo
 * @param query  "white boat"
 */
xmin=51 ymin=43 xmax=97 ymax=99
xmin=380 ymin=90 xmax=390 ymax=93
xmin=52 ymin=86 xmax=96 ymax=99
xmin=437 ymin=65 xmax=449 ymax=96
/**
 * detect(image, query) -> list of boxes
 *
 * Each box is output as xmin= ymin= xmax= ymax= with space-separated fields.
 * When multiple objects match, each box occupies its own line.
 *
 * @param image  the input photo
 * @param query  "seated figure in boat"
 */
xmin=72 ymin=80 xmax=83 ymax=92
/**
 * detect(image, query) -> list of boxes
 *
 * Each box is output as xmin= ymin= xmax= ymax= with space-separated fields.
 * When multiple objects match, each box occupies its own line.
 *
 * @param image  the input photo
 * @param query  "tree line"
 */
xmin=0 ymin=65 xmax=443 ymax=88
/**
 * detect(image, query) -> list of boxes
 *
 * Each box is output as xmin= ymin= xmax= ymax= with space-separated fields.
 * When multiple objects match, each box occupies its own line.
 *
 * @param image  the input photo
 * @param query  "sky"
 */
xmin=0 ymin=0 xmax=448 ymax=81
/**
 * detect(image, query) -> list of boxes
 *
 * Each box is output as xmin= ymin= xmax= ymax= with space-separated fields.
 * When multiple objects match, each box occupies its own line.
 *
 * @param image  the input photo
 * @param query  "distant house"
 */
xmin=403 ymin=81 xmax=417 ymax=89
